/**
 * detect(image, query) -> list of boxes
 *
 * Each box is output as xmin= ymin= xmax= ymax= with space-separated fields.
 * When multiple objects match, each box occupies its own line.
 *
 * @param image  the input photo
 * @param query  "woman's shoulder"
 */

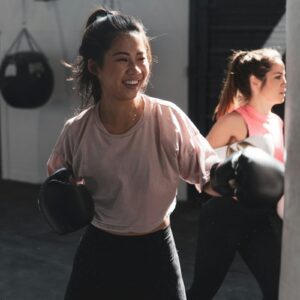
xmin=144 ymin=94 xmax=199 ymax=134
xmin=145 ymin=95 xmax=182 ymax=111
xmin=144 ymin=95 xmax=190 ymax=123
xmin=207 ymin=111 xmax=247 ymax=147
xmin=216 ymin=110 xmax=245 ymax=128
xmin=64 ymin=105 xmax=96 ymax=130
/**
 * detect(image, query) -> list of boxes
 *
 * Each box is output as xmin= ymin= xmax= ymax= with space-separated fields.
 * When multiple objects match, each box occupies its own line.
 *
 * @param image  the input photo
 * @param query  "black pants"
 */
xmin=187 ymin=197 xmax=282 ymax=300
xmin=65 ymin=224 xmax=186 ymax=300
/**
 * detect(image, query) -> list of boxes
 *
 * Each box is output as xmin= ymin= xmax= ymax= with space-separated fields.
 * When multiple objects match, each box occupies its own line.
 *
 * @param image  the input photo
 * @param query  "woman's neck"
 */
xmin=99 ymin=95 xmax=144 ymax=134
xmin=247 ymin=98 xmax=273 ymax=115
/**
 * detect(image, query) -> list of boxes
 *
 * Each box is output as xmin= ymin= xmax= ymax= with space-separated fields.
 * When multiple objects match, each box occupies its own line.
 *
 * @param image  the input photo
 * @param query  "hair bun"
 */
xmin=86 ymin=9 xmax=113 ymax=28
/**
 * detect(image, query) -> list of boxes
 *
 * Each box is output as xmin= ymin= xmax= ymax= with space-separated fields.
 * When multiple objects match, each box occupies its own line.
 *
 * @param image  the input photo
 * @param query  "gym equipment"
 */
xmin=210 ymin=147 xmax=284 ymax=209
xmin=38 ymin=168 xmax=94 ymax=234
xmin=0 ymin=28 xmax=54 ymax=108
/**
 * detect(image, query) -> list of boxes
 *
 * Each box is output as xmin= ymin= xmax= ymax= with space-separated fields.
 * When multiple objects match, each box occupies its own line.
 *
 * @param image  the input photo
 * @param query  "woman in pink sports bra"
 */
xmin=187 ymin=48 xmax=286 ymax=300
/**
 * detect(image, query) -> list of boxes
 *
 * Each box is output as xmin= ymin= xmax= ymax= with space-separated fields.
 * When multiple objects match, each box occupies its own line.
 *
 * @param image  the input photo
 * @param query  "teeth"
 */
xmin=125 ymin=80 xmax=138 ymax=85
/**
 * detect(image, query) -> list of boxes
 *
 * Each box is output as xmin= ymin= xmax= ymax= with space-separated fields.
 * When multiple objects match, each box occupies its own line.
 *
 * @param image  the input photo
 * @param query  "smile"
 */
xmin=124 ymin=80 xmax=139 ymax=85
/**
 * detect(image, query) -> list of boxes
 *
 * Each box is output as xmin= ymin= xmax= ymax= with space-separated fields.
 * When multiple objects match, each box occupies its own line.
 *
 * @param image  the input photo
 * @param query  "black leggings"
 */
xmin=65 ymin=224 xmax=186 ymax=300
xmin=187 ymin=197 xmax=282 ymax=300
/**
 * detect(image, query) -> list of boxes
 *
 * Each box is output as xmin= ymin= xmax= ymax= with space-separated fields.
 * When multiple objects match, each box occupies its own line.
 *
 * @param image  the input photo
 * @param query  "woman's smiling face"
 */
xmin=92 ymin=32 xmax=150 ymax=102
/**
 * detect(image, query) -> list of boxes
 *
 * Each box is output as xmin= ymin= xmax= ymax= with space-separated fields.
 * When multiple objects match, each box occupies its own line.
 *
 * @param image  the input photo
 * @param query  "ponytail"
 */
xmin=214 ymin=51 xmax=246 ymax=120
xmin=214 ymin=48 xmax=282 ymax=120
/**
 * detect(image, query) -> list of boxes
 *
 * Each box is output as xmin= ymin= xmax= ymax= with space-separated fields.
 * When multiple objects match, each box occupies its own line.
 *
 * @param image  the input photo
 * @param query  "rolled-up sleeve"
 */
xmin=178 ymin=131 xmax=218 ymax=192
xmin=172 ymin=109 xmax=219 ymax=192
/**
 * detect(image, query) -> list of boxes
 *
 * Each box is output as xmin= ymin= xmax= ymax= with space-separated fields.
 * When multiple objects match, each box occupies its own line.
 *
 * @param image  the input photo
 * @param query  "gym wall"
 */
xmin=0 ymin=0 xmax=189 ymax=200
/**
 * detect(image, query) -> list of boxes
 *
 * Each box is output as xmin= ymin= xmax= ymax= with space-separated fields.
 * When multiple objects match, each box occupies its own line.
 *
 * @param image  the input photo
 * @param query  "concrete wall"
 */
xmin=0 ymin=0 xmax=189 ymax=199
xmin=279 ymin=0 xmax=300 ymax=298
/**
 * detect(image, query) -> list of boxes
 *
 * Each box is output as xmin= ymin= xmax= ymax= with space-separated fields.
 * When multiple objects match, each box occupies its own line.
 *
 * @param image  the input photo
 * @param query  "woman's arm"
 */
xmin=206 ymin=112 xmax=248 ymax=148
xmin=204 ymin=111 xmax=248 ymax=197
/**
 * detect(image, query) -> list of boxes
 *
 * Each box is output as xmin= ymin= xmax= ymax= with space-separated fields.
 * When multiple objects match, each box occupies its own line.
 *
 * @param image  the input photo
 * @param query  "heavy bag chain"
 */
xmin=0 ymin=25 xmax=54 ymax=108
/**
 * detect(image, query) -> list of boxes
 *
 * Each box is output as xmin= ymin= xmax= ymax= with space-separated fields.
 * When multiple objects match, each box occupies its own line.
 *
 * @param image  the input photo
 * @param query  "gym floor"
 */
xmin=0 ymin=180 xmax=262 ymax=300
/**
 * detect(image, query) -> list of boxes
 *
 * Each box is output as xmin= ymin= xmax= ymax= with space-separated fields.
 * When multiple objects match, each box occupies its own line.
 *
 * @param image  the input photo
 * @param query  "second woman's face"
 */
xmin=260 ymin=61 xmax=287 ymax=105
xmin=95 ymin=32 xmax=150 ymax=102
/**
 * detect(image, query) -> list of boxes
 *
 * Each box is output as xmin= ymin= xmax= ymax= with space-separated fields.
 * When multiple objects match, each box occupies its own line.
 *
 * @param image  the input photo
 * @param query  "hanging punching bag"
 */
xmin=0 ymin=28 xmax=54 ymax=109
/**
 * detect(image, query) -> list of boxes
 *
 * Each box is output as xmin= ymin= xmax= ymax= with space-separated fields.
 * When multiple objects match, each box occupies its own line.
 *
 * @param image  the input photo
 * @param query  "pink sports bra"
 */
xmin=236 ymin=105 xmax=284 ymax=162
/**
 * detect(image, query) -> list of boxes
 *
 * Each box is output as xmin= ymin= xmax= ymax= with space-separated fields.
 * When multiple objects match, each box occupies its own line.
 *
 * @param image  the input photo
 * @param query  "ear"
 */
xmin=87 ymin=59 xmax=98 ymax=75
xmin=249 ymin=75 xmax=262 ymax=91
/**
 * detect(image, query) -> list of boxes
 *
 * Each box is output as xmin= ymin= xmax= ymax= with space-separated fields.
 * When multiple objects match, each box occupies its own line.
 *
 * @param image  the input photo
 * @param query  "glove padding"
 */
xmin=210 ymin=151 xmax=240 ymax=196
xmin=38 ymin=168 xmax=94 ymax=234
xmin=235 ymin=147 xmax=284 ymax=209
xmin=210 ymin=147 xmax=284 ymax=209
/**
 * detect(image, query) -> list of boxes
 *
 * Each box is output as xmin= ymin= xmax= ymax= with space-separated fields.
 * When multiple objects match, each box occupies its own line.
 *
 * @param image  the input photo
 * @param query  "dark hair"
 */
xmin=214 ymin=48 xmax=283 ymax=120
xmin=67 ymin=7 xmax=152 ymax=109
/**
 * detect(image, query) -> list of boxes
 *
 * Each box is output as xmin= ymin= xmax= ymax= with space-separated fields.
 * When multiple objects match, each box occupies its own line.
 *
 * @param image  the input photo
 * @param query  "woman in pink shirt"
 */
xmin=187 ymin=48 xmax=286 ymax=300
xmin=45 ymin=6 xmax=218 ymax=300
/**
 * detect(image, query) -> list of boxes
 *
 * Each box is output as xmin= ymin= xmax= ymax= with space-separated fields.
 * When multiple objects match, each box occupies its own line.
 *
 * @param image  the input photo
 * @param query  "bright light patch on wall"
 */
xmin=263 ymin=13 xmax=286 ymax=51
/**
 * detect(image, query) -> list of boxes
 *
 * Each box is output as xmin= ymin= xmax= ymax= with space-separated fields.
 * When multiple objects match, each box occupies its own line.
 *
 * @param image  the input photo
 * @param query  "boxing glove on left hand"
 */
xmin=235 ymin=147 xmax=284 ymax=209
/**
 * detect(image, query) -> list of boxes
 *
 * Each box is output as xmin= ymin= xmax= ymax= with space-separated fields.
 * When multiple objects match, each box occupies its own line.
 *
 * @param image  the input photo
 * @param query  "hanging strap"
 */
xmin=4 ymin=0 xmax=44 ymax=56
xmin=5 ymin=27 xmax=43 ymax=55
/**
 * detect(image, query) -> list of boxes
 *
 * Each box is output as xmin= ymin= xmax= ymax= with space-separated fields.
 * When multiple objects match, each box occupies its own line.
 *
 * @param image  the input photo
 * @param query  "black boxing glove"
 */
xmin=46 ymin=167 xmax=72 ymax=182
xmin=235 ymin=147 xmax=284 ymax=209
xmin=38 ymin=168 xmax=94 ymax=234
xmin=209 ymin=151 xmax=241 ymax=196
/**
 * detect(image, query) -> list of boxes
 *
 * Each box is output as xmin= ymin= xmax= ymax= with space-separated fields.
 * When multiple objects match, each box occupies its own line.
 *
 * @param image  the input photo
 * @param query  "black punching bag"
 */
xmin=0 ymin=28 xmax=54 ymax=108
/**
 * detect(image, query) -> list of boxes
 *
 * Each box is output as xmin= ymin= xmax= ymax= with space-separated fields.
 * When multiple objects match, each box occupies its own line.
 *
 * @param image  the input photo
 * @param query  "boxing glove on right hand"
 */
xmin=209 ymin=151 xmax=241 ymax=196
xmin=235 ymin=147 xmax=284 ymax=209
xmin=210 ymin=146 xmax=284 ymax=209
xmin=38 ymin=168 xmax=94 ymax=235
